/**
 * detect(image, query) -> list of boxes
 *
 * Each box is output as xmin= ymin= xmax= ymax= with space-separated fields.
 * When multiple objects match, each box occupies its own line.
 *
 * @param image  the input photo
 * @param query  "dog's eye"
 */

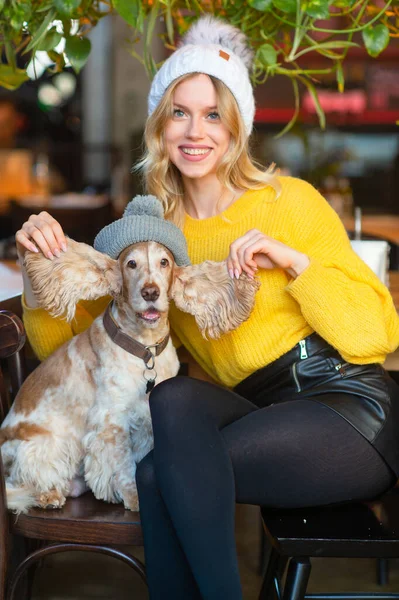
xmin=127 ymin=260 xmax=137 ymax=269
xmin=160 ymin=258 xmax=169 ymax=268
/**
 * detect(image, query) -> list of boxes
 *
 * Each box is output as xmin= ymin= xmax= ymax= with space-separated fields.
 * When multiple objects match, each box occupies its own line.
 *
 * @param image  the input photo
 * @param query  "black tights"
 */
xmin=136 ymin=377 xmax=394 ymax=600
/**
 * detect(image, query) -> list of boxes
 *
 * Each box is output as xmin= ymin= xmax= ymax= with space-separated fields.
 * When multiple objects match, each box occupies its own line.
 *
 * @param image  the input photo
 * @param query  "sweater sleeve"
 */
xmin=284 ymin=179 xmax=399 ymax=363
xmin=22 ymin=295 xmax=107 ymax=362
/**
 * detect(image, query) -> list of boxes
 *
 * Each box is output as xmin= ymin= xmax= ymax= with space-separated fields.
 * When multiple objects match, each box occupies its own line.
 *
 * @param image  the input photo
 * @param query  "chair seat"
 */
xmin=10 ymin=491 xmax=143 ymax=545
xmin=261 ymin=488 xmax=399 ymax=558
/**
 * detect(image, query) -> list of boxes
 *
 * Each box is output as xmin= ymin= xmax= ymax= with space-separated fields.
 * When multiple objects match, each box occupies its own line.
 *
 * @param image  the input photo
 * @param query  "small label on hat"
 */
xmin=219 ymin=50 xmax=230 ymax=61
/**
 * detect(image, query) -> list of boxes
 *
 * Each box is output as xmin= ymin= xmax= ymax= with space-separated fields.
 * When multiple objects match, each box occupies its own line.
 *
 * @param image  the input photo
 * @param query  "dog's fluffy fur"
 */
xmin=0 ymin=239 xmax=260 ymax=513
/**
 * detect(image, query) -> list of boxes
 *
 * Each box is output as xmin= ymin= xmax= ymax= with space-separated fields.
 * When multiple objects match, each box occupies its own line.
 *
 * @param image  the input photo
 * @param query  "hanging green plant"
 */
xmin=123 ymin=0 xmax=398 ymax=132
xmin=0 ymin=0 xmax=398 ymax=132
xmin=0 ymin=0 xmax=112 ymax=88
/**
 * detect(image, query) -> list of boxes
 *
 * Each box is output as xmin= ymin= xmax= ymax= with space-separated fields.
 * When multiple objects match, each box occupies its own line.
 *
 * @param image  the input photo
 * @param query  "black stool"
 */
xmin=259 ymin=488 xmax=399 ymax=600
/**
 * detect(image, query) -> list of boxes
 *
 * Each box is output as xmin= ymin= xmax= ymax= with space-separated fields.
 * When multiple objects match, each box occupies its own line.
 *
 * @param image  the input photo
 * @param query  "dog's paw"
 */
xmin=121 ymin=489 xmax=140 ymax=512
xmin=38 ymin=490 xmax=66 ymax=509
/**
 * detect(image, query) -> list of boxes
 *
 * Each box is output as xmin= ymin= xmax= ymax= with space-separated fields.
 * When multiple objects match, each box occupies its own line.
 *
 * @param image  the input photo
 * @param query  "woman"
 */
xmin=16 ymin=16 xmax=399 ymax=600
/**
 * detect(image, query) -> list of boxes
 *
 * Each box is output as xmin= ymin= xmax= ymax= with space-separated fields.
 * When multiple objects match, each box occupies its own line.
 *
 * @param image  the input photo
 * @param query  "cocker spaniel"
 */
xmin=1 ymin=239 xmax=259 ymax=513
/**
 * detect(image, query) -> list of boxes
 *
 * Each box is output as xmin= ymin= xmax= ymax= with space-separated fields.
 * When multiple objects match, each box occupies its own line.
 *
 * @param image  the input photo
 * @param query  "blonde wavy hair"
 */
xmin=137 ymin=73 xmax=280 ymax=227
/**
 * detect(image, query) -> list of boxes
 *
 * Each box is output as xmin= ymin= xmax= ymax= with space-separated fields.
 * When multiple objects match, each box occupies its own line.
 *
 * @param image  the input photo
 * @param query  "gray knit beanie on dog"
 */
xmin=94 ymin=195 xmax=191 ymax=266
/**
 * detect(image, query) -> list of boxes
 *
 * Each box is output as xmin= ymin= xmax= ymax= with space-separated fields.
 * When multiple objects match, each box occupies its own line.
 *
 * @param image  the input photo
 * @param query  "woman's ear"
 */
xmin=24 ymin=238 xmax=122 ymax=321
xmin=171 ymin=261 xmax=260 ymax=339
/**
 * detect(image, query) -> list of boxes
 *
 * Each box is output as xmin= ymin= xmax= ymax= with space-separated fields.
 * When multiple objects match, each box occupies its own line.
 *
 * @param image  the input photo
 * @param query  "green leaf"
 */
xmin=275 ymin=77 xmax=300 ymax=138
xmin=144 ymin=0 xmax=160 ymax=78
xmin=165 ymin=2 xmax=174 ymax=45
xmin=302 ymin=0 xmax=329 ymax=19
xmin=248 ymin=0 xmax=273 ymax=11
xmin=54 ymin=0 xmax=82 ymax=17
xmin=362 ymin=24 xmax=390 ymax=58
xmin=273 ymin=0 xmax=297 ymax=13
xmin=48 ymin=50 xmax=66 ymax=71
xmin=257 ymin=43 xmax=277 ymax=66
xmin=37 ymin=28 xmax=63 ymax=51
xmin=300 ymin=76 xmax=325 ymax=129
xmin=293 ymin=40 xmax=358 ymax=59
xmin=333 ymin=0 xmax=357 ymax=6
xmin=5 ymin=41 xmax=16 ymax=71
xmin=10 ymin=4 xmax=29 ymax=30
xmin=65 ymin=36 xmax=91 ymax=73
xmin=36 ymin=1 xmax=56 ymax=12
xmin=0 ymin=0 xmax=5 ymax=11
xmin=25 ymin=8 xmax=56 ymax=53
xmin=0 ymin=65 xmax=29 ymax=90
xmin=113 ymin=0 xmax=142 ymax=28
xmin=336 ymin=61 xmax=344 ymax=93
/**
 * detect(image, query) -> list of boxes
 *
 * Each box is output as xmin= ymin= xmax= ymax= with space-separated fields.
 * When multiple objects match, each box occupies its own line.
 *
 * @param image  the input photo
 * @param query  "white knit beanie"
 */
xmin=148 ymin=15 xmax=255 ymax=137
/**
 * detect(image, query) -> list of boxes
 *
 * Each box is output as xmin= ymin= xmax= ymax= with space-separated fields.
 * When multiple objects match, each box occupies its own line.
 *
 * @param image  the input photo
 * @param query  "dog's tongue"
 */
xmin=143 ymin=309 xmax=159 ymax=320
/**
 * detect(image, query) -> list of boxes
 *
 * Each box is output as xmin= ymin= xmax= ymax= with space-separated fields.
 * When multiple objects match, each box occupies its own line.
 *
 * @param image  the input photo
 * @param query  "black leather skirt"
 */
xmin=234 ymin=333 xmax=399 ymax=477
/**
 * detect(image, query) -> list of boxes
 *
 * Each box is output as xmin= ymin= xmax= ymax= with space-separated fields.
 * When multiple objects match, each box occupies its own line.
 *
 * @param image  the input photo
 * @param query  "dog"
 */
xmin=0 ymin=238 xmax=260 ymax=513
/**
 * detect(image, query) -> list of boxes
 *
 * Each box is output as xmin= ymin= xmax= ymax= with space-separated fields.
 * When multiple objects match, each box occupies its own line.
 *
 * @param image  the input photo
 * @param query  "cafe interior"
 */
xmin=1 ymin=7 xmax=399 ymax=600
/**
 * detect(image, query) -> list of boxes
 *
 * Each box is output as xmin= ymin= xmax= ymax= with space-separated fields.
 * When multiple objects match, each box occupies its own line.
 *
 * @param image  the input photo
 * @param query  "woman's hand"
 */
xmin=227 ymin=229 xmax=310 ymax=279
xmin=15 ymin=212 xmax=67 ymax=309
xmin=15 ymin=211 xmax=67 ymax=260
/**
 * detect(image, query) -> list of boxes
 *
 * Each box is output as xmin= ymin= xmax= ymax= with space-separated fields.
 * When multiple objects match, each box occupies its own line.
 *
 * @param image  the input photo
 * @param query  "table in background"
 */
xmin=15 ymin=193 xmax=109 ymax=210
xmin=0 ymin=260 xmax=23 ymax=316
xmin=343 ymin=215 xmax=399 ymax=245
xmin=389 ymin=272 xmax=399 ymax=307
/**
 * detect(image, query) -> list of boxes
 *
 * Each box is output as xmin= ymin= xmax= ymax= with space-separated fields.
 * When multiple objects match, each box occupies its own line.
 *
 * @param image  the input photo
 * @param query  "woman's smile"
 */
xmin=179 ymin=144 xmax=213 ymax=161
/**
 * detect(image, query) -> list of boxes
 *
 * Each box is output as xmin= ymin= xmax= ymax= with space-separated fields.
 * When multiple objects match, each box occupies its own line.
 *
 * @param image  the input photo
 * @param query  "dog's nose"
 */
xmin=141 ymin=285 xmax=160 ymax=302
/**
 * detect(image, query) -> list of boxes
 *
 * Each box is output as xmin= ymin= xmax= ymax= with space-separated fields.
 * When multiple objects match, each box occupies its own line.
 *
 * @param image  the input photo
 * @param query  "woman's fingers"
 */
xmin=227 ymin=240 xmax=241 ymax=279
xmin=237 ymin=235 xmax=265 ymax=276
xmin=227 ymin=229 xmax=309 ymax=280
xmin=228 ymin=230 xmax=265 ymax=278
xmin=37 ymin=211 xmax=67 ymax=252
xmin=15 ymin=230 xmax=39 ymax=255
xmin=17 ymin=212 xmax=66 ymax=259
xmin=228 ymin=231 xmax=254 ymax=277
xmin=52 ymin=220 xmax=67 ymax=252
xmin=22 ymin=223 xmax=57 ymax=259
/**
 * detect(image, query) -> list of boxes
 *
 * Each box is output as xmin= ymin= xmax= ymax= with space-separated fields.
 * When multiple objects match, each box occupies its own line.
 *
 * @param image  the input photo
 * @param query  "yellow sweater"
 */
xmin=23 ymin=176 xmax=399 ymax=388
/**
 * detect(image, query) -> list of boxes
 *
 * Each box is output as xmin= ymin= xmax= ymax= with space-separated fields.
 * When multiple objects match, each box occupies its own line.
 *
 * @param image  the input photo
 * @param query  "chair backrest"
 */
xmin=0 ymin=311 xmax=27 ymax=423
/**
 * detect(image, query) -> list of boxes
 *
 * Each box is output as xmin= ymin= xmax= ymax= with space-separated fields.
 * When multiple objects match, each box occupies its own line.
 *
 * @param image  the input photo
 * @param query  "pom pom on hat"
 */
xmin=123 ymin=194 xmax=165 ymax=219
xmin=180 ymin=15 xmax=254 ymax=71
xmin=94 ymin=194 xmax=190 ymax=266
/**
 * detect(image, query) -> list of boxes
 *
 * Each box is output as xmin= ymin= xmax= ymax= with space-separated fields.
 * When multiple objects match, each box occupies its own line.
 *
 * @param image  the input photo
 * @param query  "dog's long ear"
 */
xmin=24 ymin=238 xmax=122 ymax=321
xmin=171 ymin=261 xmax=260 ymax=339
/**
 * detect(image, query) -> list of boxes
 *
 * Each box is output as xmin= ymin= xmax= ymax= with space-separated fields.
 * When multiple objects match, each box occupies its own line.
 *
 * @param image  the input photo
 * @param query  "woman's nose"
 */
xmin=186 ymin=116 xmax=205 ymax=139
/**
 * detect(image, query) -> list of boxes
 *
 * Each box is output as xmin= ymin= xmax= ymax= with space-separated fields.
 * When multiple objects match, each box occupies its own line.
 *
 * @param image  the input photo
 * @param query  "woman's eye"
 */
xmin=127 ymin=260 xmax=137 ymax=269
xmin=160 ymin=258 xmax=169 ymax=268
xmin=208 ymin=112 xmax=220 ymax=120
xmin=173 ymin=109 xmax=185 ymax=118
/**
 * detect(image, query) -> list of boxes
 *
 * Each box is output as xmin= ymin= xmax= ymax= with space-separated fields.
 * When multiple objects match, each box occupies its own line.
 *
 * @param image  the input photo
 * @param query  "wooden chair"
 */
xmin=258 ymin=489 xmax=399 ymax=600
xmin=0 ymin=310 xmax=146 ymax=600
xmin=256 ymin=231 xmax=399 ymax=599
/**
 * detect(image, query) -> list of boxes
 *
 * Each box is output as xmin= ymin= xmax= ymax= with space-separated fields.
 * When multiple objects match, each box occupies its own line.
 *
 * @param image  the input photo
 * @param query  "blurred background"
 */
xmin=0 ymin=11 xmax=398 ymax=254
xmin=1 ymin=9 xmax=399 ymax=599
